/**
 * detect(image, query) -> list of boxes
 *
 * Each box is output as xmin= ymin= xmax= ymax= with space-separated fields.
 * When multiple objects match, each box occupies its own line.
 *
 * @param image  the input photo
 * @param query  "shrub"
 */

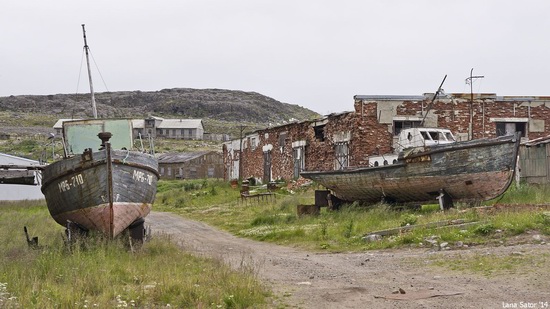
xmin=473 ymin=223 xmax=495 ymax=235
xmin=400 ymin=214 xmax=418 ymax=227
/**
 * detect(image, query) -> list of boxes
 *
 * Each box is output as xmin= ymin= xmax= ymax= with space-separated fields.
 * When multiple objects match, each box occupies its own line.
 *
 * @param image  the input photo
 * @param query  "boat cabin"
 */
xmin=396 ymin=128 xmax=456 ymax=153
xmin=369 ymin=128 xmax=456 ymax=167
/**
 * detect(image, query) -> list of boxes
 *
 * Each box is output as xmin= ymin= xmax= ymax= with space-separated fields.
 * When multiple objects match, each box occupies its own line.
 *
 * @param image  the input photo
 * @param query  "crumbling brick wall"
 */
xmin=224 ymin=94 xmax=550 ymax=182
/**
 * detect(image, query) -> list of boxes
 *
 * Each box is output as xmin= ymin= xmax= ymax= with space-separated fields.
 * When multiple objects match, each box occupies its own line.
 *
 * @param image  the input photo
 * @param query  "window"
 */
xmin=293 ymin=146 xmax=305 ymax=179
xmin=394 ymin=120 xmax=421 ymax=136
xmin=496 ymin=122 xmax=526 ymax=137
xmin=279 ymin=132 xmax=287 ymax=149
xmin=334 ymin=142 xmax=349 ymax=170
xmin=208 ymin=167 xmax=214 ymax=178
xmin=314 ymin=125 xmax=326 ymax=141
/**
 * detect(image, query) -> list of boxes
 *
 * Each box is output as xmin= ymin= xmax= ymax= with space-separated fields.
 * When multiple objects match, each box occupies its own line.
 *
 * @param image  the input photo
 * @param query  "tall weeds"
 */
xmin=0 ymin=200 xmax=268 ymax=308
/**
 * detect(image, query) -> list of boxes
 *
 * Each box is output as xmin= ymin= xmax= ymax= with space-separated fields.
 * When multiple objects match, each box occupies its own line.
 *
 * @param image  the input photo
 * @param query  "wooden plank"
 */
xmin=364 ymin=219 xmax=472 ymax=237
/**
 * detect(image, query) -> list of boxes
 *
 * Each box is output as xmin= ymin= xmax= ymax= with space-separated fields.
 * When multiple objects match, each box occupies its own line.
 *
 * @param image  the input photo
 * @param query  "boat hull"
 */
xmin=41 ymin=149 xmax=159 ymax=237
xmin=301 ymin=134 xmax=520 ymax=204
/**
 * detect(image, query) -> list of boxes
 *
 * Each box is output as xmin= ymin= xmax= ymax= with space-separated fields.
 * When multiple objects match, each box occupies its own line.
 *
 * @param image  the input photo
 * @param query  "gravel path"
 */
xmin=147 ymin=211 xmax=550 ymax=309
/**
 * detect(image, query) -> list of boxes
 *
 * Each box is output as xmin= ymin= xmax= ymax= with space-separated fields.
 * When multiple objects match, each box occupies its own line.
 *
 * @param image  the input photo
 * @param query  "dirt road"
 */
xmin=147 ymin=211 xmax=550 ymax=309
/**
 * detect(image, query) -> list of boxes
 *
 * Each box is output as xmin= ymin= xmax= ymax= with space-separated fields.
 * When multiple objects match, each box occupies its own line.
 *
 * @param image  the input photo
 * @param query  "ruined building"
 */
xmin=223 ymin=93 xmax=550 ymax=183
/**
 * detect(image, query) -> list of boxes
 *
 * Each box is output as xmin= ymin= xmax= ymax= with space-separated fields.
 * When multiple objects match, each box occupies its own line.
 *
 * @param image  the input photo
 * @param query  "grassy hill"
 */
xmin=0 ymin=88 xmax=321 ymax=160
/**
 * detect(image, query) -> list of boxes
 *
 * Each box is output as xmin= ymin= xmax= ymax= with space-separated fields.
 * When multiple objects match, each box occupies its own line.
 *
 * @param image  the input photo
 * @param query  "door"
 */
xmin=263 ymin=151 xmax=271 ymax=183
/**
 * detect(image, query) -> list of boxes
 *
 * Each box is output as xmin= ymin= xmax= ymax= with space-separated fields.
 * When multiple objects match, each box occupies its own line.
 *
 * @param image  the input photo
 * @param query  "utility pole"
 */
xmin=465 ymin=68 xmax=484 ymax=140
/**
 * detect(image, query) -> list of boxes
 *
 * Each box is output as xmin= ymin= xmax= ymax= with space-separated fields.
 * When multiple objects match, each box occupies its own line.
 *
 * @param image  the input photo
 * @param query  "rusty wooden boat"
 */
xmin=301 ymin=132 xmax=521 ymax=209
xmin=41 ymin=119 xmax=159 ymax=238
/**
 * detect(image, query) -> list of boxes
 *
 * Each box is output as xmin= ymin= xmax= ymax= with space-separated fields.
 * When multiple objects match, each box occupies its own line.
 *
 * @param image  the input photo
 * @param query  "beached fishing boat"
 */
xmin=40 ymin=119 xmax=159 ymax=238
xmin=301 ymin=128 xmax=521 ymax=209
xmin=39 ymin=25 xmax=159 ymax=239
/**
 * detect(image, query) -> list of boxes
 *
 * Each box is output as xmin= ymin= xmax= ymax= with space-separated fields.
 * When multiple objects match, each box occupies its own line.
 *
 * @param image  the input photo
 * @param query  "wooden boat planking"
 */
xmin=301 ymin=133 xmax=521 ymax=207
xmin=41 ymin=140 xmax=159 ymax=238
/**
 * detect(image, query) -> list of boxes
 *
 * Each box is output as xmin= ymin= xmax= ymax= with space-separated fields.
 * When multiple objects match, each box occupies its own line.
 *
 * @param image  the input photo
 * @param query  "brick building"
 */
xmin=223 ymin=93 xmax=550 ymax=183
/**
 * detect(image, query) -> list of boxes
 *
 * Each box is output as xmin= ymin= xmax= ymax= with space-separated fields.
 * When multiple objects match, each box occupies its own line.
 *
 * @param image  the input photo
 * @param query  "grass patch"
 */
xmin=0 ymin=200 xmax=269 ymax=308
xmin=155 ymin=180 xmax=550 ymax=252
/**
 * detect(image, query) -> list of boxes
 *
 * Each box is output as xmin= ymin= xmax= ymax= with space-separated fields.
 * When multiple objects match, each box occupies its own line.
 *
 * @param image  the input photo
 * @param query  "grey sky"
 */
xmin=1 ymin=1 xmax=548 ymax=115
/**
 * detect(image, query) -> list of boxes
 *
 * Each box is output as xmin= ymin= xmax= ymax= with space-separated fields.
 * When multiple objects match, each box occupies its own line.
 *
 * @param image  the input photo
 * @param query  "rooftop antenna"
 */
xmin=420 ymin=75 xmax=447 ymax=127
xmin=465 ymin=68 xmax=484 ymax=139
xmin=81 ymin=24 xmax=98 ymax=119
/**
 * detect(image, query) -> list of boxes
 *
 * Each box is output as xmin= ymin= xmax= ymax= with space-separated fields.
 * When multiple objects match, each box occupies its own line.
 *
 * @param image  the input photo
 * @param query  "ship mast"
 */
xmin=81 ymin=24 xmax=98 ymax=119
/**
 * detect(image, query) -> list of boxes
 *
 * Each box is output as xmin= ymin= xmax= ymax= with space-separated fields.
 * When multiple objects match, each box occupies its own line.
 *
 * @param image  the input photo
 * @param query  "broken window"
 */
xmin=314 ymin=125 xmax=326 ymax=141
xmin=496 ymin=122 xmax=526 ymax=137
xmin=250 ymin=137 xmax=257 ymax=150
xmin=394 ymin=120 xmax=421 ymax=136
xmin=293 ymin=146 xmax=305 ymax=179
xmin=279 ymin=132 xmax=287 ymax=146
xmin=334 ymin=142 xmax=349 ymax=170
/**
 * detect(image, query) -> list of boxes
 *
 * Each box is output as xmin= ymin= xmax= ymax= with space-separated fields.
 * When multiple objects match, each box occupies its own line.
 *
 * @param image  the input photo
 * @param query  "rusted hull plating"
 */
xmin=301 ymin=134 xmax=520 ymax=204
xmin=41 ymin=149 xmax=159 ymax=237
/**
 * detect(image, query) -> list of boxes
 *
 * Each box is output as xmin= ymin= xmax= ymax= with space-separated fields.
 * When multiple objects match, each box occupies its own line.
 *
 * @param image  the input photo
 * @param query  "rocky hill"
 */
xmin=0 ymin=88 xmax=320 ymax=135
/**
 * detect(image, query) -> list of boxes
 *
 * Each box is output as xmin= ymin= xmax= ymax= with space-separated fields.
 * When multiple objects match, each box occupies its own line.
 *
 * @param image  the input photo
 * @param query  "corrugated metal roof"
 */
xmin=157 ymin=151 xmax=215 ymax=163
xmin=157 ymin=119 xmax=203 ymax=129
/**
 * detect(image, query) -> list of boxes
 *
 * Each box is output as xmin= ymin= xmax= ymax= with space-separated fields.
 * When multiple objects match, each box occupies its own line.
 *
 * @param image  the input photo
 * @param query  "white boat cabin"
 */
xmin=369 ymin=128 xmax=456 ymax=167
xmin=396 ymin=128 xmax=456 ymax=153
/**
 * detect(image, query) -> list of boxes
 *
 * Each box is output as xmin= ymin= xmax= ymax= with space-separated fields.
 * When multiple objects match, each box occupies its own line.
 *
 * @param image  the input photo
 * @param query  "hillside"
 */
xmin=0 ymin=88 xmax=320 ymax=136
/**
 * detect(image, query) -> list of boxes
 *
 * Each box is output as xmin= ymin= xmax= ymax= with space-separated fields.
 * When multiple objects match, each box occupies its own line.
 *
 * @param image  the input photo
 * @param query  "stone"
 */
xmin=363 ymin=234 xmax=382 ymax=242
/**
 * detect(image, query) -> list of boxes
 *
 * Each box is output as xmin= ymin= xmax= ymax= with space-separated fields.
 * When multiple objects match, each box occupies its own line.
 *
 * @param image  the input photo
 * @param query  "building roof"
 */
xmin=132 ymin=119 xmax=145 ymax=128
xmin=354 ymin=95 xmax=425 ymax=101
xmin=157 ymin=151 xmax=217 ymax=164
xmin=53 ymin=118 xmax=82 ymax=129
xmin=157 ymin=119 xmax=203 ymax=129
xmin=522 ymin=135 xmax=550 ymax=147
xmin=54 ymin=117 xmax=203 ymax=130
xmin=0 ymin=152 xmax=41 ymax=165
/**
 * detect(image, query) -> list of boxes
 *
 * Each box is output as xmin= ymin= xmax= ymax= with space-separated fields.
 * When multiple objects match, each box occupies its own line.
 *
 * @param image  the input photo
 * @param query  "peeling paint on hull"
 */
xmin=301 ymin=134 xmax=520 ymax=204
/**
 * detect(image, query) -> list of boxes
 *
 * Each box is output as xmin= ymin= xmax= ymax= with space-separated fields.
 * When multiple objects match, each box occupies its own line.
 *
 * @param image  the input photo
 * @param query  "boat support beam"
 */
xmin=24 ymin=226 xmax=39 ymax=249
xmin=436 ymin=189 xmax=453 ymax=210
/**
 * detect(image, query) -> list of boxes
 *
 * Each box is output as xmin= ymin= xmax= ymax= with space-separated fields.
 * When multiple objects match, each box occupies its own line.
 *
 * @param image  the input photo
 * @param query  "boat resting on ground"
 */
xmin=301 ymin=132 xmax=521 ymax=209
xmin=40 ymin=119 xmax=159 ymax=239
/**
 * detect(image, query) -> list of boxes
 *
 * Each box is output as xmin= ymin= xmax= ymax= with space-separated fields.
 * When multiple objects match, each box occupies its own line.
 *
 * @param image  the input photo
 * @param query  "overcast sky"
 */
xmin=1 ymin=1 xmax=548 ymax=115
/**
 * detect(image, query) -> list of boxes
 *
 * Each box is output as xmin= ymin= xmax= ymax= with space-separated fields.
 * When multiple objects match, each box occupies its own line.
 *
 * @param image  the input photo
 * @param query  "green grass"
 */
xmin=156 ymin=180 xmax=550 ymax=252
xmin=489 ymin=183 xmax=550 ymax=204
xmin=0 ymin=200 xmax=269 ymax=308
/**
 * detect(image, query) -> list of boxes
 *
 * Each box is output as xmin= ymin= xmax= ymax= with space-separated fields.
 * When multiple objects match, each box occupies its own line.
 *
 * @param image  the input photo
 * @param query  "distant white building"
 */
xmin=54 ymin=117 xmax=205 ymax=140
xmin=0 ymin=153 xmax=44 ymax=201
xmin=133 ymin=117 xmax=204 ymax=140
